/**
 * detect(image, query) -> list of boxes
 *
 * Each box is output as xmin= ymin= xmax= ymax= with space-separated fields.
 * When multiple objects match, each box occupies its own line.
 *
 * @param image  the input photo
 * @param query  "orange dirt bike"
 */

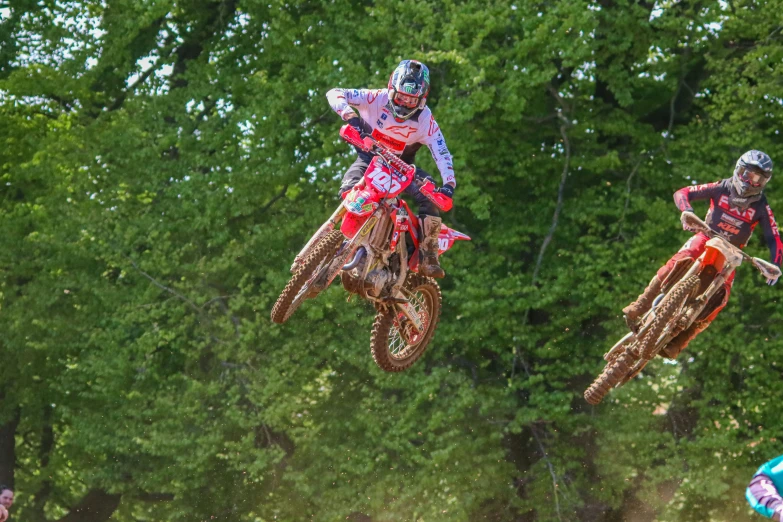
xmin=584 ymin=211 xmax=781 ymax=405
xmin=270 ymin=125 xmax=470 ymax=372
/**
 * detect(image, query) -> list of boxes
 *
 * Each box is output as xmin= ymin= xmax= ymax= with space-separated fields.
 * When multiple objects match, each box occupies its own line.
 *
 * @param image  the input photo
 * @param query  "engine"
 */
xmin=364 ymin=267 xmax=392 ymax=297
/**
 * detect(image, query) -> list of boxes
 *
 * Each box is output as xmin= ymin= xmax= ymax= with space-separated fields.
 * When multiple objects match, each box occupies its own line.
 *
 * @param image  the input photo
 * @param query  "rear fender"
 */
xmin=438 ymin=227 xmax=471 ymax=255
xmin=409 ymin=226 xmax=470 ymax=273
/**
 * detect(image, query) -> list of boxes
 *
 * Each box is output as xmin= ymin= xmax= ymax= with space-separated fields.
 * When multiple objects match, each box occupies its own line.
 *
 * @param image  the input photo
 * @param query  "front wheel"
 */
xmin=271 ymin=229 xmax=345 ymax=324
xmin=636 ymin=274 xmax=700 ymax=359
xmin=370 ymin=274 xmax=442 ymax=372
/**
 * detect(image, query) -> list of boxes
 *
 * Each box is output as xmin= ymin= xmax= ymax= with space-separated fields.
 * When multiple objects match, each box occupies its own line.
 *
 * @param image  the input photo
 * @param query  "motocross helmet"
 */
xmin=732 ymin=150 xmax=773 ymax=199
xmin=387 ymin=60 xmax=430 ymax=122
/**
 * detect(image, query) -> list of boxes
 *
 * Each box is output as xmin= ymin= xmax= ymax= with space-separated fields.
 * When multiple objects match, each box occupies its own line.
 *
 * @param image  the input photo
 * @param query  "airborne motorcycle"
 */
xmin=271 ymin=125 xmax=470 ymax=372
xmin=584 ymin=211 xmax=781 ymax=405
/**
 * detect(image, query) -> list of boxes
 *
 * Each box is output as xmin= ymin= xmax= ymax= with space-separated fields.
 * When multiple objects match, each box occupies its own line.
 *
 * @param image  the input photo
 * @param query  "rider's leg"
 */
xmin=407 ymin=167 xmax=444 ymax=279
xmin=338 ymin=153 xmax=372 ymax=198
xmin=660 ymin=273 xmax=734 ymax=359
xmin=623 ymin=233 xmax=710 ymax=328
xmin=622 ymin=275 xmax=663 ymax=329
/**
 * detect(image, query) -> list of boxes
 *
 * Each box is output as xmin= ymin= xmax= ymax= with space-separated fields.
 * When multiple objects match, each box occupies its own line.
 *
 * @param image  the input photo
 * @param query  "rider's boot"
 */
xmin=660 ymin=319 xmax=711 ymax=359
xmin=622 ymin=275 xmax=663 ymax=333
xmin=419 ymin=216 xmax=445 ymax=279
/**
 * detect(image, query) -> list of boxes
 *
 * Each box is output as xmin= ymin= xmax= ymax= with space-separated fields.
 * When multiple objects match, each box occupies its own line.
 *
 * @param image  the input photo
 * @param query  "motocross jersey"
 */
xmin=673 ymin=178 xmax=783 ymax=266
xmin=747 ymin=455 xmax=783 ymax=520
xmin=326 ymin=87 xmax=456 ymax=187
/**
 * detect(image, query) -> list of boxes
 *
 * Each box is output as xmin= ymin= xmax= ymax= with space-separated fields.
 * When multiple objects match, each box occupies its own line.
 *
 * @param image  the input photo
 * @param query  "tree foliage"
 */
xmin=1 ymin=0 xmax=783 ymax=520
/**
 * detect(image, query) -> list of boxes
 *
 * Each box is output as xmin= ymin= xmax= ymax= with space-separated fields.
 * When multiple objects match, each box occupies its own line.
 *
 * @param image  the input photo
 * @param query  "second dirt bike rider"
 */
xmin=623 ymin=150 xmax=783 ymax=359
xmin=326 ymin=59 xmax=456 ymax=279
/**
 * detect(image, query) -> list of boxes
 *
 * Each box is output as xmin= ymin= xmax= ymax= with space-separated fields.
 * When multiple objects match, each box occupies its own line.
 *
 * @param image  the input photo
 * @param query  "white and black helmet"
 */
xmin=387 ymin=60 xmax=430 ymax=121
xmin=732 ymin=149 xmax=773 ymax=198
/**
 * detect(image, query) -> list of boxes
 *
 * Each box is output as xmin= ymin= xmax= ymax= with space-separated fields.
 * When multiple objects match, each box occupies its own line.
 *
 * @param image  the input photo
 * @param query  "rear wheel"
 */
xmin=584 ymin=347 xmax=640 ymax=406
xmin=271 ymin=230 xmax=344 ymax=324
xmin=370 ymin=274 xmax=441 ymax=372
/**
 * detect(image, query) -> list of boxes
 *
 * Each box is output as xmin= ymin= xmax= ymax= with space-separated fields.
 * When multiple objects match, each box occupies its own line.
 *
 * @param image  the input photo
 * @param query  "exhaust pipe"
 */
xmin=343 ymin=246 xmax=366 ymax=270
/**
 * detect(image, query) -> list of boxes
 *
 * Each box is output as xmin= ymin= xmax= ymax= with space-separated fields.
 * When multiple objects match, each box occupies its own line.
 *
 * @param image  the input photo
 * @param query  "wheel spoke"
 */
xmin=388 ymin=288 xmax=430 ymax=359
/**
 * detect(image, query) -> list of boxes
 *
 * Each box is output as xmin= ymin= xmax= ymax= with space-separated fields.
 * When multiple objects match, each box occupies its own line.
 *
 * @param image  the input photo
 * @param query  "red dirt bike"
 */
xmin=584 ymin=211 xmax=781 ymax=405
xmin=271 ymin=125 xmax=470 ymax=372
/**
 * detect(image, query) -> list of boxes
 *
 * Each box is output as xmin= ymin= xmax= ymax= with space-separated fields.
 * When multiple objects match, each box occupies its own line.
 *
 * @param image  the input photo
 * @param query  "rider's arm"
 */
xmin=758 ymin=204 xmax=783 ymax=266
xmin=673 ymin=181 xmax=723 ymax=212
xmin=325 ymin=88 xmax=376 ymax=121
xmin=747 ymin=473 xmax=783 ymax=521
xmin=420 ymin=114 xmax=456 ymax=187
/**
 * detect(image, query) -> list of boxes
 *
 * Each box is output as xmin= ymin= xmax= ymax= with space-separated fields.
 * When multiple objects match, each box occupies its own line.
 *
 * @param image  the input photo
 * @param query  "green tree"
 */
xmin=2 ymin=0 xmax=783 ymax=520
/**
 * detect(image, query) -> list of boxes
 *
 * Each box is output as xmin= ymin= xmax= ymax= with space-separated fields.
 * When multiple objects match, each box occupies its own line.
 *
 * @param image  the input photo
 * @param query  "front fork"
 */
xmin=648 ymin=256 xmax=730 ymax=335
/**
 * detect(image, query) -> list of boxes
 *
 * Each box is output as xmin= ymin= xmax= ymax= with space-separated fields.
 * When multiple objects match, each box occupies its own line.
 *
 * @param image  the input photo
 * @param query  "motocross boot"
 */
xmin=660 ymin=319 xmax=711 ymax=359
xmin=419 ymin=216 xmax=445 ymax=279
xmin=622 ymin=275 xmax=663 ymax=333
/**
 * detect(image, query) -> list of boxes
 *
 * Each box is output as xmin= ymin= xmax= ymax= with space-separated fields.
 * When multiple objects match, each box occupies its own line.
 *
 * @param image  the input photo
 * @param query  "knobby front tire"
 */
xmin=636 ymin=275 xmax=700 ymax=360
xmin=584 ymin=274 xmax=701 ymax=405
xmin=271 ymin=230 xmax=345 ymax=324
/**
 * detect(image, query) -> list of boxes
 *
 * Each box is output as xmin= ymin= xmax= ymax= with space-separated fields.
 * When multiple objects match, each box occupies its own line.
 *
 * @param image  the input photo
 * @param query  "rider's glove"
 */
xmin=346 ymin=116 xmax=365 ymax=136
xmin=438 ymin=184 xmax=455 ymax=200
xmin=420 ymin=174 xmax=436 ymax=185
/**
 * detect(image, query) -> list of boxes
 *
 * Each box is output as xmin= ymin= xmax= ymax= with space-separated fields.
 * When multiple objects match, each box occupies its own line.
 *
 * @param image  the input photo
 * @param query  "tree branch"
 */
xmin=121 ymin=254 xmax=202 ymax=315
xmin=531 ymin=112 xmax=571 ymax=285
xmin=531 ymin=426 xmax=563 ymax=522
xmin=260 ymin=185 xmax=289 ymax=214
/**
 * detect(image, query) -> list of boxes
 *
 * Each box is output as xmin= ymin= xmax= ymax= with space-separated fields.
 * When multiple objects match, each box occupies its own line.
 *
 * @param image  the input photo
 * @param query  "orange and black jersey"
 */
xmin=673 ymin=178 xmax=783 ymax=266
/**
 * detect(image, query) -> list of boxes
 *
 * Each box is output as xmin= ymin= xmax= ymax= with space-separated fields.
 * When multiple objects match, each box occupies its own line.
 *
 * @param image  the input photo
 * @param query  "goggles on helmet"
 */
xmin=392 ymin=91 xmax=421 ymax=109
xmin=738 ymin=166 xmax=769 ymax=187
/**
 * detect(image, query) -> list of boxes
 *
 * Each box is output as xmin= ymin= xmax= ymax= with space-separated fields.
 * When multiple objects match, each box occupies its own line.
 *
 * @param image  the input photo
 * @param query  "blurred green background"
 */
xmin=1 ymin=0 xmax=782 ymax=520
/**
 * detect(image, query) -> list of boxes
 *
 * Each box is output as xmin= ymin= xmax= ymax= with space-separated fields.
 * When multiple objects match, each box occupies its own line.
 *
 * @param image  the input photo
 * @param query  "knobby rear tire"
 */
xmin=270 ymin=230 xmax=345 ymax=324
xmin=584 ymin=350 xmax=639 ymax=405
xmin=370 ymin=273 xmax=442 ymax=372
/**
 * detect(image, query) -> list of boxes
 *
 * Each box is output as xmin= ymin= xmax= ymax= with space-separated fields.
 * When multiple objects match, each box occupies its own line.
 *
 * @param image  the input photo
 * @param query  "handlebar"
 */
xmin=340 ymin=124 xmax=416 ymax=178
xmin=339 ymin=124 xmax=453 ymax=211
xmin=681 ymin=211 xmax=781 ymax=281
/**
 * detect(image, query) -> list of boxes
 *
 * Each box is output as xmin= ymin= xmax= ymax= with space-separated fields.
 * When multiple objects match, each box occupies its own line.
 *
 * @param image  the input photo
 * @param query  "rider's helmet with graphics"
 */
xmin=387 ymin=60 xmax=430 ymax=122
xmin=733 ymin=150 xmax=773 ymax=197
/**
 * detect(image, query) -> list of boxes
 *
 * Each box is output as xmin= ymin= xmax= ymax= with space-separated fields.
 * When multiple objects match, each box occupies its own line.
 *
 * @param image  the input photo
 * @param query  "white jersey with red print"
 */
xmin=326 ymin=87 xmax=456 ymax=186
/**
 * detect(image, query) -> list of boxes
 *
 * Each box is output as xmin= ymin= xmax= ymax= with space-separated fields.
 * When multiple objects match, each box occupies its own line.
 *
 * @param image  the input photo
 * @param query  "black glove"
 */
xmin=346 ymin=116 xmax=365 ymax=136
xmin=438 ymin=184 xmax=455 ymax=199
xmin=419 ymin=174 xmax=436 ymax=185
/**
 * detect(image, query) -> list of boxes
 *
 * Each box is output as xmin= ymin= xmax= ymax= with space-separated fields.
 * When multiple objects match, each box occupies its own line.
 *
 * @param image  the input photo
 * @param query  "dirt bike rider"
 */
xmin=623 ymin=150 xmax=783 ymax=359
xmin=326 ymin=59 xmax=456 ymax=279
xmin=747 ymin=454 xmax=783 ymax=520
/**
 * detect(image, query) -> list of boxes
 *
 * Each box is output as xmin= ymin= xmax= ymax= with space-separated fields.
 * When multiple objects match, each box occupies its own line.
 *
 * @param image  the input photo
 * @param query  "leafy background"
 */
xmin=1 ymin=0 xmax=782 ymax=520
